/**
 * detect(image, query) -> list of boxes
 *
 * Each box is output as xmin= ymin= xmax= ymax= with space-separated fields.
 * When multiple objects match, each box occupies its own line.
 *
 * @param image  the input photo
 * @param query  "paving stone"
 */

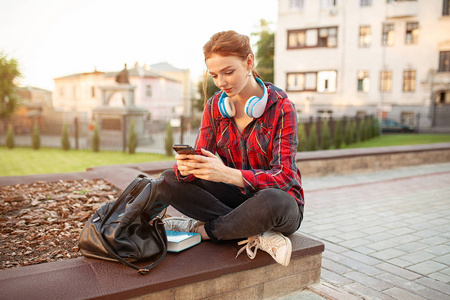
xmin=420 ymin=236 xmax=449 ymax=246
xmin=432 ymin=253 xmax=450 ymax=264
xmin=343 ymin=271 xmax=392 ymax=291
xmin=351 ymin=246 xmax=376 ymax=255
xmin=341 ymin=250 xmax=382 ymax=265
xmin=407 ymin=260 xmax=447 ymax=275
xmin=322 ymin=241 xmax=347 ymax=253
xmin=371 ymin=248 xmax=407 ymax=261
xmin=376 ymin=272 xmax=427 ymax=293
xmin=386 ymin=257 xmax=414 ymax=268
xmin=428 ymin=271 xmax=450 ymax=283
xmin=334 ymin=231 xmax=367 ymax=241
xmin=394 ymin=242 xmax=429 ymax=253
xmin=343 ymin=283 xmax=396 ymax=300
xmin=387 ymin=227 xmax=416 ymax=236
xmin=424 ymin=244 xmax=450 ymax=255
xmin=366 ymin=240 xmax=398 ymax=251
xmin=384 ymin=287 xmax=426 ymax=300
xmin=374 ymin=262 xmax=422 ymax=280
xmin=365 ymin=232 xmax=396 ymax=242
xmin=400 ymin=251 xmax=436 ymax=264
xmin=338 ymin=238 xmax=372 ymax=248
xmin=321 ymin=258 xmax=352 ymax=275
xmin=320 ymin=269 xmax=354 ymax=287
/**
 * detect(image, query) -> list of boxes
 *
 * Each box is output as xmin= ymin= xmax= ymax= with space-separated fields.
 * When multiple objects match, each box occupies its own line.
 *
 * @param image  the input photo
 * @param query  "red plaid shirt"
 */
xmin=175 ymin=82 xmax=304 ymax=206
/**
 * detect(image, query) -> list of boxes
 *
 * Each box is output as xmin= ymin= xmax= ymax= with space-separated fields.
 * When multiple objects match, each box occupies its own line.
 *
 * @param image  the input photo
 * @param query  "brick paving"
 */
xmin=300 ymin=162 xmax=450 ymax=300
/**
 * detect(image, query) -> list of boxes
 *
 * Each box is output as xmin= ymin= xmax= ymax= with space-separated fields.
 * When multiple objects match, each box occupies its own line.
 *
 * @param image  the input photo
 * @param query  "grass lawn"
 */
xmin=1 ymin=134 xmax=449 ymax=176
xmin=0 ymin=148 xmax=173 ymax=176
xmin=340 ymin=133 xmax=450 ymax=149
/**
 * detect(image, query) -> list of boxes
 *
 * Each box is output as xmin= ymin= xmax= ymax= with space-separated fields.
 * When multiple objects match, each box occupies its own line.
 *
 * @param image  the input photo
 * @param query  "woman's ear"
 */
xmin=246 ymin=54 xmax=254 ymax=69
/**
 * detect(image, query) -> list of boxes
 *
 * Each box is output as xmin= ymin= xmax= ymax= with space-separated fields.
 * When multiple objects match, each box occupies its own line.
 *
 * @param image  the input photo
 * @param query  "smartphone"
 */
xmin=173 ymin=144 xmax=197 ymax=155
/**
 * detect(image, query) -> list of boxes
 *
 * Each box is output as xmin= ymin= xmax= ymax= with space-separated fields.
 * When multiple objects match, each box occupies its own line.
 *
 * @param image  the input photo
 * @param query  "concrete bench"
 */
xmin=0 ymin=165 xmax=324 ymax=299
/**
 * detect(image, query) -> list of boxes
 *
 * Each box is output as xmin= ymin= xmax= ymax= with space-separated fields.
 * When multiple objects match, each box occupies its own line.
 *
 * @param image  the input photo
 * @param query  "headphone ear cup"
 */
xmin=222 ymin=97 xmax=236 ymax=118
xmin=245 ymin=96 xmax=265 ymax=118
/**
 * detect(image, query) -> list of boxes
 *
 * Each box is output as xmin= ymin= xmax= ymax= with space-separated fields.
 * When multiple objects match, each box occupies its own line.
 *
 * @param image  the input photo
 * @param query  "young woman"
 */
xmin=160 ymin=30 xmax=304 ymax=266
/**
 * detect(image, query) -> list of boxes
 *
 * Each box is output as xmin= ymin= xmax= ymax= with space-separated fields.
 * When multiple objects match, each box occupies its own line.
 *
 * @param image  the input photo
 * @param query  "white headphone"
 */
xmin=218 ymin=77 xmax=268 ymax=119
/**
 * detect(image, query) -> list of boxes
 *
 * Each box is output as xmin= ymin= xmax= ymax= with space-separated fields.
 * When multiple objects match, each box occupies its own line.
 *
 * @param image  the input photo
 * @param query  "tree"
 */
xmin=252 ymin=19 xmax=274 ymax=83
xmin=61 ymin=123 xmax=71 ymax=151
xmin=193 ymin=74 xmax=220 ymax=113
xmin=320 ymin=119 xmax=331 ymax=150
xmin=32 ymin=122 xmax=41 ymax=150
xmin=297 ymin=123 xmax=307 ymax=152
xmin=5 ymin=124 xmax=14 ymax=149
xmin=127 ymin=119 xmax=137 ymax=154
xmin=0 ymin=51 xmax=21 ymax=119
xmin=333 ymin=119 xmax=343 ymax=149
xmin=164 ymin=122 xmax=174 ymax=157
xmin=92 ymin=123 xmax=100 ymax=152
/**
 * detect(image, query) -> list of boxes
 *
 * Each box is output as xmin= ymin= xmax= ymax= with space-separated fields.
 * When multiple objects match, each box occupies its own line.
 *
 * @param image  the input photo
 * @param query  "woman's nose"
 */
xmin=216 ymin=76 xmax=226 ymax=88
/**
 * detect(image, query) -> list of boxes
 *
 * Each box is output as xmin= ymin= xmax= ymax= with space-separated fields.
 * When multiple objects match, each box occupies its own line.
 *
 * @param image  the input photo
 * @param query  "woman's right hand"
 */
xmin=176 ymin=154 xmax=201 ymax=177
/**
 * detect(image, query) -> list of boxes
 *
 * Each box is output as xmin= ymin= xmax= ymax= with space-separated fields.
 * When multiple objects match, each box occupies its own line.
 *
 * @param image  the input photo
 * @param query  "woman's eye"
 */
xmin=225 ymin=71 xmax=234 ymax=75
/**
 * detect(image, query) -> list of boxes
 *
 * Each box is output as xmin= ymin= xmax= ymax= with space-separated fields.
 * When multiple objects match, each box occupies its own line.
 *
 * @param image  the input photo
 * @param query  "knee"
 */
xmin=161 ymin=169 xmax=177 ymax=183
xmin=257 ymin=189 xmax=297 ymax=215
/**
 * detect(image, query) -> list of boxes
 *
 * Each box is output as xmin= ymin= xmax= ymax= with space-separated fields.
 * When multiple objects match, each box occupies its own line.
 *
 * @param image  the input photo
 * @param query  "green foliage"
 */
xmin=373 ymin=118 xmax=380 ymax=137
xmin=0 ymin=52 xmax=22 ymax=119
xmin=297 ymin=123 xmax=307 ymax=152
xmin=307 ymin=123 xmax=318 ymax=151
xmin=364 ymin=117 xmax=373 ymax=140
xmin=164 ymin=122 xmax=174 ymax=156
xmin=350 ymin=119 xmax=358 ymax=144
xmin=357 ymin=118 xmax=365 ymax=142
xmin=32 ymin=123 xmax=41 ymax=150
xmin=320 ymin=119 xmax=331 ymax=150
xmin=61 ymin=123 xmax=71 ymax=151
xmin=344 ymin=119 xmax=352 ymax=145
xmin=92 ymin=123 xmax=100 ymax=152
xmin=127 ymin=119 xmax=137 ymax=154
xmin=252 ymin=19 xmax=274 ymax=83
xmin=193 ymin=74 xmax=220 ymax=113
xmin=5 ymin=124 xmax=14 ymax=149
xmin=333 ymin=119 xmax=343 ymax=149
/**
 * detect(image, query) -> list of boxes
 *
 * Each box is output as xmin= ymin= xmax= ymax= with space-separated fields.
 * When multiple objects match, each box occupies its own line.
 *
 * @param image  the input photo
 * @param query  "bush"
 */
xmin=164 ymin=122 xmax=174 ymax=156
xmin=92 ymin=123 xmax=100 ymax=152
xmin=320 ymin=119 xmax=331 ymax=150
xmin=351 ymin=119 xmax=358 ymax=144
xmin=297 ymin=123 xmax=307 ymax=152
xmin=307 ymin=123 xmax=318 ymax=151
xmin=61 ymin=123 xmax=71 ymax=151
xmin=373 ymin=117 xmax=380 ymax=137
xmin=344 ymin=119 xmax=352 ymax=145
xmin=6 ymin=124 xmax=14 ymax=149
xmin=333 ymin=119 xmax=343 ymax=149
xmin=32 ymin=123 xmax=41 ymax=150
xmin=127 ymin=119 xmax=137 ymax=154
xmin=357 ymin=118 xmax=365 ymax=142
xmin=365 ymin=117 xmax=373 ymax=140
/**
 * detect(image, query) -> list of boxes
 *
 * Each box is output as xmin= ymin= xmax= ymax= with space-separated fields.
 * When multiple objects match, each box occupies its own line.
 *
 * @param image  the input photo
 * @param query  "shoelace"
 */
xmin=236 ymin=236 xmax=263 ymax=259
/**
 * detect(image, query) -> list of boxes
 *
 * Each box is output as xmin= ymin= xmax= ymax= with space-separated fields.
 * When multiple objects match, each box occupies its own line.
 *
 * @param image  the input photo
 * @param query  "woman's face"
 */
xmin=206 ymin=54 xmax=251 ymax=98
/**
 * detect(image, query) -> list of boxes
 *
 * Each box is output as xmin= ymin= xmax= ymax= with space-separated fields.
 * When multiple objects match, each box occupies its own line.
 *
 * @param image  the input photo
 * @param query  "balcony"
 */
xmin=386 ymin=0 xmax=419 ymax=19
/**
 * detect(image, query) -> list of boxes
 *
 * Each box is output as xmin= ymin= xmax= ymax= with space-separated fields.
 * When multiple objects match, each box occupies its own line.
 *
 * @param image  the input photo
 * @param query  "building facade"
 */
xmin=275 ymin=0 xmax=450 ymax=129
xmin=53 ymin=64 xmax=184 ymax=121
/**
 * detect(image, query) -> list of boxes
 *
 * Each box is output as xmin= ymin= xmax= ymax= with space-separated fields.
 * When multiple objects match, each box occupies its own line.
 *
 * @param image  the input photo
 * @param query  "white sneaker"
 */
xmin=163 ymin=216 xmax=203 ymax=232
xmin=236 ymin=231 xmax=292 ymax=266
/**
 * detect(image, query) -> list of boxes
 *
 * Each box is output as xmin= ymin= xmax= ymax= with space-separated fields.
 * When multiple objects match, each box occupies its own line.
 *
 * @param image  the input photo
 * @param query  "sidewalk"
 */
xmin=298 ymin=162 xmax=450 ymax=299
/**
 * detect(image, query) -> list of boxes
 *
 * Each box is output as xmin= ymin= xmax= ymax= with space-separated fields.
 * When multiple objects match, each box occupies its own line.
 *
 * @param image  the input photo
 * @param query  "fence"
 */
xmin=0 ymin=108 xmax=447 ymax=154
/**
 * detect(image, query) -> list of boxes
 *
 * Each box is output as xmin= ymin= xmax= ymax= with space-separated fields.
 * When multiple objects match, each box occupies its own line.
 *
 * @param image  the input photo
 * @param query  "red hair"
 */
xmin=202 ymin=31 xmax=261 ymax=103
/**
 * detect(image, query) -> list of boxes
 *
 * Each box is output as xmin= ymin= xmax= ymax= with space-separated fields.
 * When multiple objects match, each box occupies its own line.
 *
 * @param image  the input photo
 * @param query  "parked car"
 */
xmin=381 ymin=119 xmax=415 ymax=133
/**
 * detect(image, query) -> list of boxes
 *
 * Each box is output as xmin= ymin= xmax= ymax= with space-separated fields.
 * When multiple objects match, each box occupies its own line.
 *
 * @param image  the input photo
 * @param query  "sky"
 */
xmin=0 ymin=0 xmax=278 ymax=91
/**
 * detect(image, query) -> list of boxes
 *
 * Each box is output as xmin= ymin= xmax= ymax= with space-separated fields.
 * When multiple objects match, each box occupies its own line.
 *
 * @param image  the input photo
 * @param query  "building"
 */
xmin=53 ymin=63 xmax=184 ymax=121
xmin=275 ymin=0 xmax=450 ymax=129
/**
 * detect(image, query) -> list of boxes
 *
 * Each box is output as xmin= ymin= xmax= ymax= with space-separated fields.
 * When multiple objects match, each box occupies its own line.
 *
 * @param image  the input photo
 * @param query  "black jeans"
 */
xmin=160 ymin=169 xmax=303 ymax=243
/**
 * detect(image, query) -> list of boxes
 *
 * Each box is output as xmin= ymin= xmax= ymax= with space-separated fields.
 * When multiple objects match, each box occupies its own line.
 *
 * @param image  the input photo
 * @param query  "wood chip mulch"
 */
xmin=0 ymin=179 xmax=121 ymax=270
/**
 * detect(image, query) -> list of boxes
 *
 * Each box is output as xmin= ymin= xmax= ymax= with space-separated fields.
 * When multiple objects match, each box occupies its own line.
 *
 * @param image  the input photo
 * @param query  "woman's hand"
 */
xmin=176 ymin=149 xmax=244 ymax=187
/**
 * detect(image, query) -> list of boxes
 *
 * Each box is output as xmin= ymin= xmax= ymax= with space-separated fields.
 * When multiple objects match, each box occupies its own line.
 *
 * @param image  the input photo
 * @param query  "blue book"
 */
xmin=166 ymin=230 xmax=201 ymax=252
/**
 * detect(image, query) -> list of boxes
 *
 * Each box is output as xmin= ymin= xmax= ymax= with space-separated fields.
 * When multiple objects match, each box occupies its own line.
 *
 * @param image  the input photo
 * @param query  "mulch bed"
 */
xmin=0 ymin=179 xmax=121 ymax=270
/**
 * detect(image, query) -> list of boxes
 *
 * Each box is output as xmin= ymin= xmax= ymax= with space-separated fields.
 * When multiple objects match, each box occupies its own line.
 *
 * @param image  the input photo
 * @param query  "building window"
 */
xmin=403 ymin=70 xmax=416 ymax=92
xmin=444 ymin=0 xmax=450 ymax=16
xmin=359 ymin=26 xmax=371 ymax=48
xmin=357 ymin=71 xmax=370 ymax=92
xmin=439 ymin=51 xmax=450 ymax=72
xmin=382 ymin=23 xmax=395 ymax=46
xmin=380 ymin=71 xmax=392 ymax=92
xmin=321 ymin=0 xmax=337 ymax=9
xmin=288 ymin=27 xmax=337 ymax=49
xmin=290 ymin=0 xmax=305 ymax=10
xmin=405 ymin=22 xmax=419 ymax=44
xmin=287 ymin=71 xmax=336 ymax=93
xmin=91 ymin=87 xmax=95 ymax=98
xmin=360 ymin=0 xmax=372 ymax=6
xmin=146 ymin=85 xmax=152 ymax=97
xmin=317 ymin=71 xmax=337 ymax=92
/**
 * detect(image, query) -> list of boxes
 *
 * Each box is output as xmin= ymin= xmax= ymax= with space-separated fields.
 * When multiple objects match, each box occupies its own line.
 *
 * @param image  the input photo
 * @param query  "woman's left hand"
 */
xmin=182 ymin=149 xmax=244 ymax=187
